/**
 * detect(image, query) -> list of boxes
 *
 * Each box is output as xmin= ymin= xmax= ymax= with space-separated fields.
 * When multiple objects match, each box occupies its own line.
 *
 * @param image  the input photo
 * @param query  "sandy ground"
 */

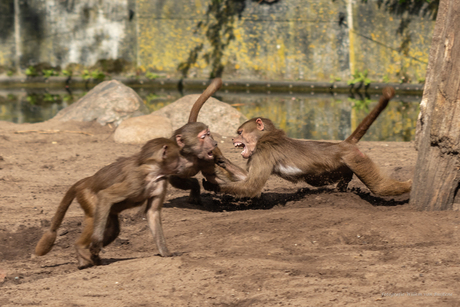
xmin=0 ymin=120 xmax=459 ymax=307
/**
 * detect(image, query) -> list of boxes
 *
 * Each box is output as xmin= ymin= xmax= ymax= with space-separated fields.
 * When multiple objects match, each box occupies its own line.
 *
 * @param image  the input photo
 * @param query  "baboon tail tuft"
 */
xmin=35 ymin=230 xmax=57 ymax=256
xmin=34 ymin=180 xmax=80 ymax=256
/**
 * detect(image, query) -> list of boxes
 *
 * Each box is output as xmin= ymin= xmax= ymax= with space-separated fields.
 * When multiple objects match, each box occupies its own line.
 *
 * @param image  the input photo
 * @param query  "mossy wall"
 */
xmin=0 ymin=0 xmax=16 ymax=73
xmin=0 ymin=0 xmax=435 ymax=82
xmin=0 ymin=0 xmax=137 ymax=73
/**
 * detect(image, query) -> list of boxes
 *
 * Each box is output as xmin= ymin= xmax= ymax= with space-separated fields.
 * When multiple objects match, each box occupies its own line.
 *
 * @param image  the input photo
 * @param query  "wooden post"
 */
xmin=410 ymin=0 xmax=460 ymax=210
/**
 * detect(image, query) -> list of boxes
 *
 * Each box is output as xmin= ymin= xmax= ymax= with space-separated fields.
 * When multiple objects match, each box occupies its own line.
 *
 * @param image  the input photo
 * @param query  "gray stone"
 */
xmin=52 ymin=80 xmax=148 ymax=126
xmin=151 ymin=95 xmax=247 ymax=136
xmin=113 ymin=115 xmax=173 ymax=144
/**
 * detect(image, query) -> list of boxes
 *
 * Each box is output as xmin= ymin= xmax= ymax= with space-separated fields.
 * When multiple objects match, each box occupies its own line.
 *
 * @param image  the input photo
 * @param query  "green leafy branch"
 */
xmin=25 ymin=66 xmax=38 ymax=77
xmin=82 ymin=70 xmax=106 ymax=82
xmin=145 ymin=72 xmax=160 ymax=80
xmin=42 ymin=69 xmax=60 ymax=78
xmin=330 ymin=75 xmax=342 ymax=83
xmin=62 ymin=70 xmax=73 ymax=77
xmin=348 ymin=70 xmax=371 ymax=86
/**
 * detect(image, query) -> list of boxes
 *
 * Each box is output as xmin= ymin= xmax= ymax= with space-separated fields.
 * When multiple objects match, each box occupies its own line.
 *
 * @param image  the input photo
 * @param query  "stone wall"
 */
xmin=0 ymin=0 xmax=435 ymax=83
xmin=0 ymin=0 xmax=136 ymax=72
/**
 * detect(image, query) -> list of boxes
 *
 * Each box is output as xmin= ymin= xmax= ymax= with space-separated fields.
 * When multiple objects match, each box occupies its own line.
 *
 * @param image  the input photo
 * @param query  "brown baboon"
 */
xmin=35 ymin=138 xmax=187 ymax=269
xmin=169 ymin=78 xmax=247 ymax=204
xmin=205 ymin=87 xmax=411 ymax=198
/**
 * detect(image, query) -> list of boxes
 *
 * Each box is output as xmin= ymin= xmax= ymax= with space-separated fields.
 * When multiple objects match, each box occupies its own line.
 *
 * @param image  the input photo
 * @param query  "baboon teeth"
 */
xmin=234 ymin=142 xmax=244 ymax=148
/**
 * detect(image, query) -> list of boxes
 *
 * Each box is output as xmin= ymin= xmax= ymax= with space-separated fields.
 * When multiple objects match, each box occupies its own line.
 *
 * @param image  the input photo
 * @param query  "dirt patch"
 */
xmin=0 ymin=120 xmax=459 ymax=306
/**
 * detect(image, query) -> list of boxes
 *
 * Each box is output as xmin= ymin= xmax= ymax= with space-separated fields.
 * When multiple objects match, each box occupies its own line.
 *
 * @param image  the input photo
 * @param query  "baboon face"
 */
xmin=187 ymin=128 xmax=217 ymax=161
xmin=233 ymin=119 xmax=265 ymax=159
xmin=195 ymin=128 xmax=218 ymax=161
xmin=174 ymin=124 xmax=218 ymax=161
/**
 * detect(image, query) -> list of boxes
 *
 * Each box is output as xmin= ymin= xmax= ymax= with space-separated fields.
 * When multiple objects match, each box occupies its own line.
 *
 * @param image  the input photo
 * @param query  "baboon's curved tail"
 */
xmin=345 ymin=87 xmax=395 ymax=144
xmin=35 ymin=180 xmax=81 ymax=256
xmin=188 ymin=78 xmax=223 ymax=123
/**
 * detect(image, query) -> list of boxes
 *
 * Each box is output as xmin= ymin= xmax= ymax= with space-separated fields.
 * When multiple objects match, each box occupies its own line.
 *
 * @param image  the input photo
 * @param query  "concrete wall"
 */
xmin=0 ymin=0 xmax=435 ymax=83
xmin=0 ymin=0 xmax=136 ymax=71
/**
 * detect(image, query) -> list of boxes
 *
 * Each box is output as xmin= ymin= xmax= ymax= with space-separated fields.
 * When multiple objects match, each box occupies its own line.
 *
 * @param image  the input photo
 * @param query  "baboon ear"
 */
xmin=175 ymin=134 xmax=185 ymax=148
xmin=256 ymin=118 xmax=265 ymax=131
xmin=157 ymin=145 xmax=168 ymax=160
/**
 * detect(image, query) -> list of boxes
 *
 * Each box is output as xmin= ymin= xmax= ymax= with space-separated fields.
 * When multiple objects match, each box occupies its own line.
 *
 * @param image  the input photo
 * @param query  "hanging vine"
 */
xmin=177 ymin=0 xmax=245 ymax=79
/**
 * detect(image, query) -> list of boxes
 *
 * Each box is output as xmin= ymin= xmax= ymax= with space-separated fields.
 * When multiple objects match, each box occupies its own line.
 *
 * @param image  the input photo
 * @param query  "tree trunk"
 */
xmin=411 ymin=0 xmax=460 ymax=210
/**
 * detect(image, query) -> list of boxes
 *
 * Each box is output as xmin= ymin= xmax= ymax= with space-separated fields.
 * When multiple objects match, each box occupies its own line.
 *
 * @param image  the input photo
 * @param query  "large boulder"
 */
xmin=113 ymin=114 xmax=173 ymax=144
xmin=151 ymin=95 xmax=247 ymax=135
xmin=52 ymin=80 xmax=148 ymax=126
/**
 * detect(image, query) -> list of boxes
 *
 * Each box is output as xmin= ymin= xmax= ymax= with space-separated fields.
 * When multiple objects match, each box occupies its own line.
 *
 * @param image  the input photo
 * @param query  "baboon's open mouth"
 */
xmin=234 ymin=142 xmax=248 ymax=157
xmin=207 ymin=151 xmax=214 ymax=159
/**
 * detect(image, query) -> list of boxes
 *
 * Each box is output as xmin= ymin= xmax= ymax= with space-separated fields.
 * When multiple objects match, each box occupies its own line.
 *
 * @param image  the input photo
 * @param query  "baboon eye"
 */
xmin=237 ymin=130 xmax=242 ymax=135
xmin=200 ymin=134 xmax=206 ymax=139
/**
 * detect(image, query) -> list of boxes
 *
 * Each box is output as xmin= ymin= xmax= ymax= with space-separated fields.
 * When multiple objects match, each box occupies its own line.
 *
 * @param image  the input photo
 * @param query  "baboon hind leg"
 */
xmin=75 ymin=216 xmax=100 ymax=269
xmin=74 ymin=189 xmax=100 ymax=269
xmin=343 ymin=148 xmax=411 ymax=196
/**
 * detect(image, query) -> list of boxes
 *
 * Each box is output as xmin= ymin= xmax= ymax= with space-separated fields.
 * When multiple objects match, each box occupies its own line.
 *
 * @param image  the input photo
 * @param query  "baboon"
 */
xmin=205 ymin=87 xmax=411 ymax=198
xmin=35 ymin=138 xmax=187 ymax=269
xmin=169 ymin=78 xmax=247 ymax=204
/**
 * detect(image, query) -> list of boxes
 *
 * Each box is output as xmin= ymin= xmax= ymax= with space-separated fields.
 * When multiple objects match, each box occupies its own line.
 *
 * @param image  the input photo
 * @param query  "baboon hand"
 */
xmin=202 ymin=179 xmax=221 ymax=192
xmin=215 ymin=156 xmax=227 ymax=169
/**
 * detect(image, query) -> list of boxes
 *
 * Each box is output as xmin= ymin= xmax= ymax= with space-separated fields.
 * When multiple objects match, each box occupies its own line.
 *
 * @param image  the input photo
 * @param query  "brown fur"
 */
xmin=35 ymin=138 xmax=185 ymax=269
xmin=206 ymin=87 xmax=411 ymax=198
xmin=169 ymin=78 xmax=247 ymax=204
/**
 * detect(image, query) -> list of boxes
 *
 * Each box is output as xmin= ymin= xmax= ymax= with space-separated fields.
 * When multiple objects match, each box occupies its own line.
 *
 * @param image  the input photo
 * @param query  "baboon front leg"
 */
xmin=213 ymin=147 xmax=247 ymax=182
xmin=145 ymin=194 xmax=171 ymax=257
xmin=103 ymin=214 xmax=120 ymax=247
xmin=169 ymin=175 xmax=201 ymax=204
xmin=336 ymin=167 xmax=354 ymax=192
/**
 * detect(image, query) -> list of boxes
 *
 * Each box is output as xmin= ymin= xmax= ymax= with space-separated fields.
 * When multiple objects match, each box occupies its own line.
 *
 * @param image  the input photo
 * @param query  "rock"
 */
xmin=113 ymin=115 xmax=173 ymax=144
xmin=52 ymin=80 xmax=148 ymax=126
xmin=151 ymin=95 xmax=247 ymax=136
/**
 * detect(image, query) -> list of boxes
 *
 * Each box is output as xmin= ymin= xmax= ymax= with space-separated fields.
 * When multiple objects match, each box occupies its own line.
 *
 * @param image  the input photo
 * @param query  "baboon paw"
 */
xmin=77 ymin=262 xmax=94 ymax=270
xmin=90 ymin=254 xmax=102 ymax=266
xmin=160 ymin=251 xmax=173 ymax=257
xmin=89 ymin=243 xmax=101 ymax=256
xmin=187 ymin=195 xmax=202 ymax=206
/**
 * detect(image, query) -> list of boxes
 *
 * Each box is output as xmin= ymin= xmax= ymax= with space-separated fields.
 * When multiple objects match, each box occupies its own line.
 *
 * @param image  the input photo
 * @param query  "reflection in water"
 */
xmin=0 ymin=88 xmax=420 ymax=142
xmin=220 ymin=92 xmax=419 ymax=142
xmin=0 ymin=90 xmax=86 ymax=124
